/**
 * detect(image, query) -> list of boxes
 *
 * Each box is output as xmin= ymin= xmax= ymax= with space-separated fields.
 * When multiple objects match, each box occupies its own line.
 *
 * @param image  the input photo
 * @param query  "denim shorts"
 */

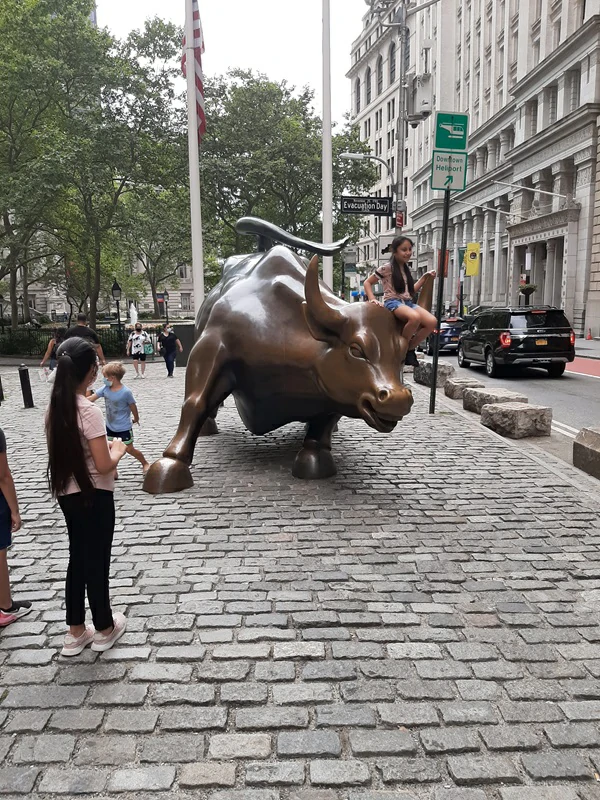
xmin=384 ymin=298 xmax=416 ymax=312
xmin=0 ymin=494 xmax=11 ymax=551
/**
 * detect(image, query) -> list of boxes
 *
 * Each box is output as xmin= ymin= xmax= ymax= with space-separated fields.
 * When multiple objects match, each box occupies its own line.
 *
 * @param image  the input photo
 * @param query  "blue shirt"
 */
xmin=95 ymin=385 xmax=136 ymax=432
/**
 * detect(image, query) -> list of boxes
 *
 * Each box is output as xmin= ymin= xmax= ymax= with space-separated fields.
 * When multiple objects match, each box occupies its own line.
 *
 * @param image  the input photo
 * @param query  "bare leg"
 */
xmin=140 ymin=361 xmax=146 ymax=377
xmin=143 ymin=336 xmax=231 ymax=494
xmin=0 ymin=550 xmax=12 ymax=609
xmin=126 ymin=444 xmax=150 ymax=472
xmin=132 ymin=359 xmax=139 ymax=377
xmin=392 ymin=306 xmax=420 ymax=344
xmin=408 ymin=309 xmax=437 ymax=350
xmin=292 ymin=414 xmax=340 ymax=480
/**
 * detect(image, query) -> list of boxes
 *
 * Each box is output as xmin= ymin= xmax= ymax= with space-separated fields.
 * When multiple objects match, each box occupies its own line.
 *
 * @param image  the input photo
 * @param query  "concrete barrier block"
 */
xmin=444 ymin=378 xmax=485 ymax=400
xmin=413 ymin=360 xmax=456 ymax=388
xmin=480 ymin=402 xmax=552 ymax=439
xmin=573 ymin=426 xmax=600 ymax=480
xmin=463 ymin=387 xmax=528 ymax=415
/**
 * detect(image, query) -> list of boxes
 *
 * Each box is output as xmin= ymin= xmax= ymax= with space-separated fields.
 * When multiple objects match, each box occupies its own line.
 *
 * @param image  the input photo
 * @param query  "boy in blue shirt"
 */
xmin=90 ymin=362 xmax=149 ymax=474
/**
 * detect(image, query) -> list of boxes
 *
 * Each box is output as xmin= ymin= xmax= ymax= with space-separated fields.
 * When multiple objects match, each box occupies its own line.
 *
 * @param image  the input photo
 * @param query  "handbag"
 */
xmin=143 ymin=336 xmax=154 ymax=356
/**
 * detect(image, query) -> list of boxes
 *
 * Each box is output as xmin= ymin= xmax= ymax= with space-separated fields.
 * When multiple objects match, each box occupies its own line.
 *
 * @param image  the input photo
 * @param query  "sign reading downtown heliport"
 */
xmin=340 ymin=195 xmax=392 ymax=216
xmin=430 ymin=150 xmax=468 ymax=191
xmin=434 ymin=111 xmax=469 ymax=151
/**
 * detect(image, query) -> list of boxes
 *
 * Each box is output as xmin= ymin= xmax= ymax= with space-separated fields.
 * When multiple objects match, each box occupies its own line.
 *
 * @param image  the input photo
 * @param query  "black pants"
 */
xmin=58 ymin=489 xmax=115 ymax=631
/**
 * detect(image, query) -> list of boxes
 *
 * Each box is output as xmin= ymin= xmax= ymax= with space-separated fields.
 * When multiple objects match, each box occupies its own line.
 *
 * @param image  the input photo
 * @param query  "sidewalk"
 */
xmin=1 ymin=362 xmax=600 ymax=798
xmin=576 ymin=338 xmax=600 ymax=360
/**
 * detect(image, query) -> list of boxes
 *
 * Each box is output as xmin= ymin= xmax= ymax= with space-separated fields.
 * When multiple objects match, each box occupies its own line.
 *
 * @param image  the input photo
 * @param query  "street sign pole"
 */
xmin=429 ymin=188 xmax=451 ymax=415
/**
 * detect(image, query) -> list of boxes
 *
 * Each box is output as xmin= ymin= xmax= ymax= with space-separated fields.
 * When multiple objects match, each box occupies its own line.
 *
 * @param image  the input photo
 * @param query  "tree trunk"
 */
xmin=89 ymin=234 xmax=101 ymax=329
xmin=9 ymin=268 xmax=18 ymax=331
xmin=22 ymin=263 xmax=31 ymax=324
xmin=150 ymin=281 xmax=160 ymax=319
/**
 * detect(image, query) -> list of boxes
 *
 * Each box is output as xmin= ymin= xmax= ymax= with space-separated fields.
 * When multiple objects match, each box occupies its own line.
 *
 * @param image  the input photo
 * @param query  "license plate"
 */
xmin=535 ymin=338 xmax=548 ymax=346
xmin=451 ymin=337 xmax=459 ymax=342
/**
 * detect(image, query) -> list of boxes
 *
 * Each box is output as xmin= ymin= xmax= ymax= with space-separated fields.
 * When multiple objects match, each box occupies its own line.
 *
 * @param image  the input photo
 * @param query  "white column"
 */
xmin=321 ymin=0 xmax=334 ymax=288
xmin=544 ymin=241 xmax=556 ymax=306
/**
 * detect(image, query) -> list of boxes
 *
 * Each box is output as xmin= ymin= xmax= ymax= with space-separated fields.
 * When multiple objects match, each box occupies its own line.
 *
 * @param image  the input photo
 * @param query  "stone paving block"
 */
xmin=0 ymin=766 xmax=40 ymax=794
xmin=434 ymin=791 xmax=489 ymax=800
xmin=38 ymin=767 xmax=109 ymax=794
xmin=420 ymin=727 xmax=480 ymax=754
xmin=159 ymin=707 xmax=228 ymax=731
xmin=544 ymin=722 xmax=600 ymax=747
xmin=379 ymin=757 xmax=442 ymax=783
xmin=255 ymin=662 xmax=296 ymax=682
xmin=197 ymin=662 xmax=251 ymax=681
xmin=89 ymin=683 xmax=148 ymax=705
xmin=521 ymin=751 xmax=592 ymax=780
xmin=447 ymin=755 xmax=522 ymax=785
xmin=0 ymin=735 xmax=14 ymax=761
xmin=316 ymin=705 xmax=377 ymax=727
xmin=479 ymin=725 xmax=542 ymax=751
xmin=273 ymin=642 xmax=325 ymax=660
xmin=481 ymin=402 xmax=552 ymax=439
xmin=107 ymin=766 xmax=176 ymax=792
xmin=378 ymin=702 xmax=439 ymax=727
xmin=303 ymin=662 xmax=356 ymax=681
xmin=151 ymin=683 xmax=215 ymax=705
xmin=1 ymin=685 xmax=88 ymax=708
xmin=463 ymin=387 xmax=528 ymax=415
xmin=499 ymin=701 xmax=564 ymax=723
xmin=208 ymin=733 xmax=272 ymax=759
xmin=272 ymin=683 xmax=333 ymax=705
xmin=246 ymin=761 xmax=305 ymax=785
xmin=75 ymin=735 xmax=137 ymax=765
xmin=236 ymin=707 xmax=309 ymax=730
xmin=139 ymin=733 xmax=203 ymax=762
xmin=5 ymin=710 xmax=51 ymax=732
xmin=179 ymin=762 xmax=237 ymax=788
xmin=499 ymin=789 xmax=581 ymax=800
xmin=221 ymin=683 xmax=268 ymax=704
xmin=560 ymin=700 xmax=600 ymax=720
xmin=278 ymin=731 xmax=341 ymax=757
xmin=12 ymin=733 xmax=75 ymax=763
xmin=207 ymin=792 xmax=280 ymax=800
xmin=105 ymin=710 xmax=159 ymax=733
xmin=439 ymin=701 xmax=498 ymax=725
xmin=309 ymin=759 xmax=370 ymax=786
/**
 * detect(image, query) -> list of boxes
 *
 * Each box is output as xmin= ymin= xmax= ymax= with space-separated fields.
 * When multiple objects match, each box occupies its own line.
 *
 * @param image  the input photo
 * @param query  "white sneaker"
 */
xmin=61 ymin=625 xmax=95 ymax=657
xmin=141 ymin=374 xmax=146 ymax=379
xmin=91 ymin=612 xmax=127 ymax=652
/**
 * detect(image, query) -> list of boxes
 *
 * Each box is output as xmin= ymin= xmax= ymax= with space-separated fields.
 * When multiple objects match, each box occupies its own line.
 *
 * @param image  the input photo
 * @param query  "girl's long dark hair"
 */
xmin=46 ymin=337 xmax=97 ymax=497
xmin=390 ymin=236 xmax=415 ymax=295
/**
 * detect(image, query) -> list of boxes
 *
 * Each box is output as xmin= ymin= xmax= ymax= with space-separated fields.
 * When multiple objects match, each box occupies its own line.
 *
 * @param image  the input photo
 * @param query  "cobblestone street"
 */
xmin=1 ymin=361 xmax=600 ymax=799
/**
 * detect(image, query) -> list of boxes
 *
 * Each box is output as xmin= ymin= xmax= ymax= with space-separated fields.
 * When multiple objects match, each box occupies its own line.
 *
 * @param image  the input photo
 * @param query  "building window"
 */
xmin=178 ymin=265 xmax=187 ymax=279
xmin=389 ymin=41 xmax=396 ymax=83
xmin=377 ymin=56 xmax=383 ymax=95
xmin=355 ymin=78 xmax=361 ymax=114
xmin=365 ymin=67 xmax=372 ymax=105
xmin=181 ymin=293 xmax=191 ymax=311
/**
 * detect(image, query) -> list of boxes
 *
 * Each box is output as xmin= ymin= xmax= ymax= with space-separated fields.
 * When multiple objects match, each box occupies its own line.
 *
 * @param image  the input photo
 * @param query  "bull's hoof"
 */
xmin=143 ymin=457 xmax=194 ymax=494
xmin=292 ymin=446 xmax=337 ymax=480
xmin=199 ymin=417 xmax=219 ymax=436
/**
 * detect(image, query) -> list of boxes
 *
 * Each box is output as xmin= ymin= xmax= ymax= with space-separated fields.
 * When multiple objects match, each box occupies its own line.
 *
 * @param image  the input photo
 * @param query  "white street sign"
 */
xmin=430 ymin=150 xmax=468 ymax=191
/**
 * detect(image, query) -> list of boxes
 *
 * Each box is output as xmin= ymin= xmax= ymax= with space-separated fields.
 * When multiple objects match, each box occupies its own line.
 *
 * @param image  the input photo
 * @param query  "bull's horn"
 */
xmin=304 ymin=255 xmax=345 ymax=333
xmin=417 ymin=272 xmax=434 ymax=313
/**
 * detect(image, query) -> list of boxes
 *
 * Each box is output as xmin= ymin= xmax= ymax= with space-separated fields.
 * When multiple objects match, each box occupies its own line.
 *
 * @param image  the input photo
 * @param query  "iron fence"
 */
xmin=0 ymin=326 xmax=164 ymax=361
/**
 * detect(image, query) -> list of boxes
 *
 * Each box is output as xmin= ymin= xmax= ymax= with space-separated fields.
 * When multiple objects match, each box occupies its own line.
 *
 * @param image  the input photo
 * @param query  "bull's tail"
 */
xmin=235 ymin=217 xmax=349 ymax=256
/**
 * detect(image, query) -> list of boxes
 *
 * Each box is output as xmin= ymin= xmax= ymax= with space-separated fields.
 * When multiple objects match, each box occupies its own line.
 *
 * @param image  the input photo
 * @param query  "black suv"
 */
xmin=457 ymin=306 xmax=575 ymax=378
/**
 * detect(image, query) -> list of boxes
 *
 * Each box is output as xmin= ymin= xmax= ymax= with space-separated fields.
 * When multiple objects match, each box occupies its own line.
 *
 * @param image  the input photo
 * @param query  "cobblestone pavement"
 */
xmin=1 ymin=361 xmax=600 ymax=799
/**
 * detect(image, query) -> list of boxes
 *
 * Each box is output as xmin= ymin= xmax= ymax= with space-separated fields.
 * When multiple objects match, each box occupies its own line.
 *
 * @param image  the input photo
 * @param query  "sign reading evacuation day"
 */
xmin=340 ymin=195 xmax=392 ymax=216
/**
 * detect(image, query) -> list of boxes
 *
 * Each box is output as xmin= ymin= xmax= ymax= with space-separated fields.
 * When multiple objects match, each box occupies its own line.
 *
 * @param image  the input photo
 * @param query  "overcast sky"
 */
xmin=96 ymin=0 xmax=368 ymax=126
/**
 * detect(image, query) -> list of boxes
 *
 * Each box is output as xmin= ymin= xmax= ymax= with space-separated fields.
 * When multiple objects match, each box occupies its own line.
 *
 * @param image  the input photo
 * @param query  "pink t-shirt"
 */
xmin=374 ymin=263 xmax=412 ymax=302
xmin=62 ymin=396 xmax=114 ymax=495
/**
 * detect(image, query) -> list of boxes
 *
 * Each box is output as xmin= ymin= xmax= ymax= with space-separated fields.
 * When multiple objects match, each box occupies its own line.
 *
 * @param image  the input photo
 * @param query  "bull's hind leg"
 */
xmin=143 ymin=338 xmax=231 ymax=494
xmin=199 ymin=408 xmax=219 ymax=436
xmin=292 ymin=414 xmax=340 ymax=480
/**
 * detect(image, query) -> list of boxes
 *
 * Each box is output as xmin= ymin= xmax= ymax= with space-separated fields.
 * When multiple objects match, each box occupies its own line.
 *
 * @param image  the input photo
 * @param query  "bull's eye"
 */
xmin=349 ymin=343 xmax=367 ymax=360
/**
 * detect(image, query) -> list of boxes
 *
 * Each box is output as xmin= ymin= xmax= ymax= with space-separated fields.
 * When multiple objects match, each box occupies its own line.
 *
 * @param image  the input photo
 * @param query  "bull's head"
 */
xmin=303 ymin=255 xmax=418 ymax=432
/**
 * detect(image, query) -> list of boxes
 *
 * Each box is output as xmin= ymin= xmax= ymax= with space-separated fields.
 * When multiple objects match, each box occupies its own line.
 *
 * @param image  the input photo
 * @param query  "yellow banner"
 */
xmin=465 ymin=242 xmax=480 ymax=277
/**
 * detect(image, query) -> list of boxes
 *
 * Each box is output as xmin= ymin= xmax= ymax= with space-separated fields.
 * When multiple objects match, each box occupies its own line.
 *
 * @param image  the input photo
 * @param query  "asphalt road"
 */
xmin=440 ymin=350 xmax=600 ymax=433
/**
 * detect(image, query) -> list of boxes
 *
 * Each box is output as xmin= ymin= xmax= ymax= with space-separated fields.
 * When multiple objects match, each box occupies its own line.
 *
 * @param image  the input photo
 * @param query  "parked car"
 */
xmin=457 ymin=306 xmax=575 ymax=378
xmin=420 ymin=317 xmax=466 ymax=355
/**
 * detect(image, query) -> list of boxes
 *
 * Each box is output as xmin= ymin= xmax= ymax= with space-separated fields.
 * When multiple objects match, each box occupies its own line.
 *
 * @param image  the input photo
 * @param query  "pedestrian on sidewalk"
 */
xmin=126 ymin=323 xmax=152 ymax=379
xmin=89 ymin=362 xmax=150 ymax=474
xmin=363 ymin=236 xmax=437 ymax=367
xmin=63 ymin=313 xmax=106 ymax=365
xmin=46 ymin=337 xmax=128 ymax=656
xmin=0 ymin=428 xmax=32 ymax=627
xmin=40 ymin=327 xmax=66 ymax=372
xmin=157 ymin=323 xmax=183 ymax=378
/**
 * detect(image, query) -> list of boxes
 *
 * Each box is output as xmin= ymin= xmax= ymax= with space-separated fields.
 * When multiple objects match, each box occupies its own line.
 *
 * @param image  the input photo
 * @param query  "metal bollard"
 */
xmin=0 ymin=375 xmax=4 ymax=404
xmin=18 ymin=364 xmax=34 ymax=409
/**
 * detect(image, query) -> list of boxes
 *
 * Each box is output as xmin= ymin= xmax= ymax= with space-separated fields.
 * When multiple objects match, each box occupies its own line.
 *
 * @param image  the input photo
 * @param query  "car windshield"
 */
xmin=510 ymin=311 xmax=571 ymax=330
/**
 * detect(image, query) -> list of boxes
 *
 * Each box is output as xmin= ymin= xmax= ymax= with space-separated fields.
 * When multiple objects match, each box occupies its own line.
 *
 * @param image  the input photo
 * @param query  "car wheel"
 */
xmin=457 ymin=344 xmax=470 ymax=368
xmin=547 ymin=363 xmax=566 ymax=378
xmin=485 ymin=349 xmax=499 ymax=377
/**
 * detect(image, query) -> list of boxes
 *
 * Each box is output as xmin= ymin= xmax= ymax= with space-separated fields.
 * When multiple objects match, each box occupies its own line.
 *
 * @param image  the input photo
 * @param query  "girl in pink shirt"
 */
xmin=46 ymin=336 xmax=128 ymax=656
xmin=364 ymin=236 xmax=437 ymax=366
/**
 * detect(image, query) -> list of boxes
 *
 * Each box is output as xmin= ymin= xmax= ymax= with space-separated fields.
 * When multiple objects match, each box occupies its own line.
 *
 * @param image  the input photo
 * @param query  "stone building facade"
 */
xmin=348 ymin=0 xmax=600 ymax=335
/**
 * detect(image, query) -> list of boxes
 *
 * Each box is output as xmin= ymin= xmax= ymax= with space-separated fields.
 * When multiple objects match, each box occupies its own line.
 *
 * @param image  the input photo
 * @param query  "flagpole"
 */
xmin=322 ymin=0 xmax=334 ymax=288
xmin=185 ymin=0 xmax=205 ymax=312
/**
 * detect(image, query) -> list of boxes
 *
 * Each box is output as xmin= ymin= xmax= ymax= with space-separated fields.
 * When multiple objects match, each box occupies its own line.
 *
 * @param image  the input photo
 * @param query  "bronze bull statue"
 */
xmin=143 ymin=218 xmax=433 ymax=494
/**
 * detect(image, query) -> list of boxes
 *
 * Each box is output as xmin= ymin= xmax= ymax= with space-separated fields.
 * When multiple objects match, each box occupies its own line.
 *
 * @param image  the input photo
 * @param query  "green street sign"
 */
xmin=434 ymin=112 xmax=469 ymax=151
xmin=430 ymin=150 xmax=468 ymax=191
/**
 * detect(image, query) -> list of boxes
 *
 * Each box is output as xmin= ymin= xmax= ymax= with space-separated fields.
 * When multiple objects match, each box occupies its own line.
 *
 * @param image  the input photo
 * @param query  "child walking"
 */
xmin=0 ymin=428 xmax=32 ymax=627
xmin=46 ymin=337 xmax=128 ymax=656
xmin=89 ymin=362 xmax=149 ymax=474
xmin=364 ymin=236 xmax=437 ymax=367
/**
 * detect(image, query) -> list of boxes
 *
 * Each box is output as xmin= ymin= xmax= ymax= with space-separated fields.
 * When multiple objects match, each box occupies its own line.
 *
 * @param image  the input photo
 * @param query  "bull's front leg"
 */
xmin=292 ymin=414 xmax=340 ymax=480
xmin=143 ymin=337 xmax=231 ymax=494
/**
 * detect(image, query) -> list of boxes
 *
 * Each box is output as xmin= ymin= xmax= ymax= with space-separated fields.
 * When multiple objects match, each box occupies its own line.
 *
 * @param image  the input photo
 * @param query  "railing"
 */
xmin=0 ymin=326 xmax=165 ymax=360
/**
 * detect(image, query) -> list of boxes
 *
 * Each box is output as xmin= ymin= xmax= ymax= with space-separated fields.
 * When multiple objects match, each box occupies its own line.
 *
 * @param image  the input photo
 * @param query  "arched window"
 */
xmin=355 ymin=78 xmax=361 ymax=114
xmin=365 ymin=67 xmax=372 ymax=105
xmin=376 ymin=55 xmax=383 ymax=95
xmin=389 ymin=41 xmax=396 ymax=83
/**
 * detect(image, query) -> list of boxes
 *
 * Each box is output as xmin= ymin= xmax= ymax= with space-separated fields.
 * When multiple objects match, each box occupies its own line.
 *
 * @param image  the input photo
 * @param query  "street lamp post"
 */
xmin=111 ymin=279 xmax=122 ymax=341
xmin=163 ymin=289 xmax=170 ymax=325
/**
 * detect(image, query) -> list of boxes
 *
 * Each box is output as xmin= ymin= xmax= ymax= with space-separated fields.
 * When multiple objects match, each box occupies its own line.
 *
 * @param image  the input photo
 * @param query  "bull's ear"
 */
xmin=302 ymin=302 xmax=342 ymax=344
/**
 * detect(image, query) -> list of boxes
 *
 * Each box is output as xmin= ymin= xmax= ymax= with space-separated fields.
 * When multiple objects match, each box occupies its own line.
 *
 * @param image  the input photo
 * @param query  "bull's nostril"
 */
xmin=378 ymin=389 xmax=390 ymax=403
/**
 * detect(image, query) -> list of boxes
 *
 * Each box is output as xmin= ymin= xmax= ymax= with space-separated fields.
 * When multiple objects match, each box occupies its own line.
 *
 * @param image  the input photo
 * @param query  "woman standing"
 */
xmin=40 ymin=327 xmax=66 ymax=371
xmin=157 ymin=323 xmax=183 ymax=378
xmin=126 ymin=323 xmax=151 ymax=379
xmin=46 ymin=337 xmax=128 ymax=656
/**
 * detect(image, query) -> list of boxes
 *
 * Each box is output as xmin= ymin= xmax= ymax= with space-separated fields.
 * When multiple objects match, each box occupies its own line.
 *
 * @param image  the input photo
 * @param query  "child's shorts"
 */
xmin=0 ymin=494 xmax=12 ymax=551
xmin=384 ymin=298 xmax=417 ymax=311
xmin=106 ymin=427 xmax=134 ymax=446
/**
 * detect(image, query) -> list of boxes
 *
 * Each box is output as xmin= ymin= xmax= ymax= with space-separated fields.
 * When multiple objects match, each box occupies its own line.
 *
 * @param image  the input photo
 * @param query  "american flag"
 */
xmin=182 ymin=0 xmax=206 ymax=143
